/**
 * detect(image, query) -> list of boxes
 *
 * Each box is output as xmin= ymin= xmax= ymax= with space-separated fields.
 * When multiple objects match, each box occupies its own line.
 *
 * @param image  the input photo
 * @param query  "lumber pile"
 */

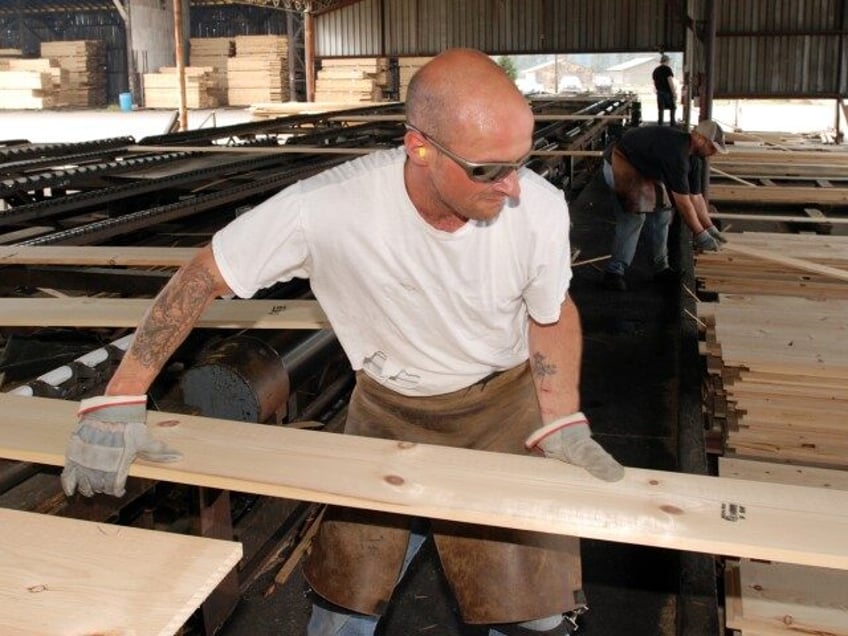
xmin=397 ymin=56 xmax=431 ymax=101
xmin=40 ymin=40 xmax=106 ymax=107
xmin=143 ymin=66 xmax=220 ymax=109
xmin=227 ymin=35 xmax=289 ymax=106
xmin=0 ymin=68 xmax=57 ymax=110
xmin=189 ymin=37 xmax=234 ymax=105
xmin=696 ymin=231 xmax=848 ymax=634
xmin=315 ymin=57 xmax=389 ymax=103
xmin=0 ymin=57 xmax=69 ymax=109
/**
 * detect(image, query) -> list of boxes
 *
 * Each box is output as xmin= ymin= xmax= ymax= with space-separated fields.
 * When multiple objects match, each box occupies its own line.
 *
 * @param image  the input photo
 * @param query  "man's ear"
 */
xmin=405 ymin=132 xmax=429 ymax=164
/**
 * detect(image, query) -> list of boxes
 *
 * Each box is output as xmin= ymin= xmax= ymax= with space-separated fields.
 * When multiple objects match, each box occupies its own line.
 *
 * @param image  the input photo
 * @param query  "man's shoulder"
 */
xmin=301 ymin=147 xmax=405 ymax=194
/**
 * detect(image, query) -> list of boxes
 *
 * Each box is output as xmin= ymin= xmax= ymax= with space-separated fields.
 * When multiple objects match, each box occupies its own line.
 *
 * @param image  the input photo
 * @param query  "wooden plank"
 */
xmin=0 ymin=245 xmax=198 ymax=266
xmin=710 ymin=184 xmax=848 ymax=205
xmin=0 ymin=507 xmax=241 ymax=636
xmin=721 ymin=243 xmax=848 ymax=283
xmin=710 ymin=212 xmax=848 ymax=225
xmin=0 ymin=297 xmax=328 ymax=329
xmin=725 ymin=559 xmax=848 ymax=635
xmin=720 ymin=457 xmax=848 ymax=490
xmin=2 ymin=394 xmax=848 ymax=570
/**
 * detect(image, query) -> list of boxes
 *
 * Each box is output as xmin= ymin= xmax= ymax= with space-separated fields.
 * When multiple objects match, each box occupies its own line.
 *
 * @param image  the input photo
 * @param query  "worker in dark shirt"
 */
xmin=601 ymin=120 xmax=729 ymax=291
xmin=652 ymin=54 xmax=676 ymax=126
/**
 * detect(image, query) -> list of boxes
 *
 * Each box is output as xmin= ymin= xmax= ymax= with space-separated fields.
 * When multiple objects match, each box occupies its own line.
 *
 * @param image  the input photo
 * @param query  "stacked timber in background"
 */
xmin=40 ymin=40 xmax=106 ymax=107
xmin=227 ymin=35 xmax=288 ymax=106
xmin=0 ymin=57 xmax=68 ymax=109
xmin=314 ymin=57 xmax=389 ymax=103
xmin=397 ymin=56 xmax=431 ymax=101
xmin=696 ymin=231 xmax=848 ymax=635
xmin=143 ymin=67 xmax=219 ymax=109
xmin=189 ymin=37 xmax=234 ymax=105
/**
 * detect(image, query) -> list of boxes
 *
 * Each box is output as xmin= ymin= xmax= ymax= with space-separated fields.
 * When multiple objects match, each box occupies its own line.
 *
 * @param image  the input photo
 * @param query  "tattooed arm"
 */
xmin=105 ymin=244 xmax=233 ymax=396
xmin=527 ymin=295 xmax=583 ymax=423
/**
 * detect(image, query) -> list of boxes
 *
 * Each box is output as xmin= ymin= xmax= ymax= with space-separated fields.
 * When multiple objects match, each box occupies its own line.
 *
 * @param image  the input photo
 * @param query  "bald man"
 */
xmin=61 ymin=48 xmax=622 ymax=636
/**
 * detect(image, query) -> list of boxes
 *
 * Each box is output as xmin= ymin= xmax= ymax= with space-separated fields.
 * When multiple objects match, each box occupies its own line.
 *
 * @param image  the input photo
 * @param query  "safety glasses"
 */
xmin=406 ymin=124 xmax=530 ymax=183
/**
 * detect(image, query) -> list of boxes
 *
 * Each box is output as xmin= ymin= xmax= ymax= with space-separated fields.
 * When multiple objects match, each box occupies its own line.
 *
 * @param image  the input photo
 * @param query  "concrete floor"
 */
xmin=210 ymin=168 xmax=710 ymax=636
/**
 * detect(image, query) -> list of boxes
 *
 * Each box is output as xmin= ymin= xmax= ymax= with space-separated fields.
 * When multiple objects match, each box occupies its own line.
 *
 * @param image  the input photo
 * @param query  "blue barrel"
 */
xmin=118 ymin=92 xmax=133 ymax=112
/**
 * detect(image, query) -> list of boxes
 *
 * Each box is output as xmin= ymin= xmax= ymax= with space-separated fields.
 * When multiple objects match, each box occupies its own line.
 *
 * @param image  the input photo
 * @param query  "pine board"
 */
xmin=0 ymin=247 xmax=199 ymax=267
xmin=0 ymin=507 xmax=241 ymax=636
xmin=0 ymin=297 xmax=328 ymax=329
xmin=2 ymin=394 xmax=848 ymax=570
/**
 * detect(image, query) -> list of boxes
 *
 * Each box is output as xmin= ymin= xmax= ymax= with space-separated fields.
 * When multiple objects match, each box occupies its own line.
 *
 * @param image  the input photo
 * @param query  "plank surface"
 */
xmin=0 ymin=507 xmax=241 ymax=636
xmin=0 ymin=245 xmax=198 ymax=266
xmin=0 ymin=297 xmax=328 ymax=329
xmin=2 ymin=394 xmax=848 ymax=570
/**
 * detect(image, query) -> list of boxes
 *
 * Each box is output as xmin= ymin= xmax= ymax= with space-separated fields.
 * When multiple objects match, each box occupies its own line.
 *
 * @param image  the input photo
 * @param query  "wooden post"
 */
xmin=172 ymin=0 xmax=188 ymax=131
xmin=304 ymin=3 xmax=315 ymax=102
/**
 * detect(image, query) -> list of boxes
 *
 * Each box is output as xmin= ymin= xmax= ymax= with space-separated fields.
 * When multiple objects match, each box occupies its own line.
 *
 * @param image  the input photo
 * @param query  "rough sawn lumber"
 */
xmin=2 ymin=394 xmax=848 ymax=570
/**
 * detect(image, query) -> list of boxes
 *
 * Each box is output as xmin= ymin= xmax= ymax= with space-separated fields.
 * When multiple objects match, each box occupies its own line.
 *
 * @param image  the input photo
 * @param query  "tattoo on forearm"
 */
xmin=133 ymin=262 xmax=216 ymax=369
xmin=532 ymin=352 xmax=558 ymax=378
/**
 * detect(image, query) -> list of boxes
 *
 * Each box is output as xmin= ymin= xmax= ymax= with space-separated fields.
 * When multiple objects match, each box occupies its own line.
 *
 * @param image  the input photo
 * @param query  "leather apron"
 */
xmin=610 ymin=144 xmax=670 ymax=214
xmin=303 ymin=363 xmax=583 ymax=624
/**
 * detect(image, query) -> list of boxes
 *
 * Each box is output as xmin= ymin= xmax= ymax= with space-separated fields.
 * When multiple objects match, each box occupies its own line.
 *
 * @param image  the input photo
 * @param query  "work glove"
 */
xmin=706 ymin=225 xmax=728 ymax=244
xmin=525 ymin=412 xmax=624 ymax=482
xmin=694 ymin=229 xmax=720 ymax=252
xmin=61 ymin=395 xmax=182 ymax=498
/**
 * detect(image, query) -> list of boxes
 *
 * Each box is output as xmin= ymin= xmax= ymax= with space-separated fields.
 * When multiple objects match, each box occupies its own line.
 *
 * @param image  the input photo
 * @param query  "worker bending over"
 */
xmin=602 ymin=119 xmax=729 ymax=292
xmin=62 ymin=48 xmax=623 ymax=636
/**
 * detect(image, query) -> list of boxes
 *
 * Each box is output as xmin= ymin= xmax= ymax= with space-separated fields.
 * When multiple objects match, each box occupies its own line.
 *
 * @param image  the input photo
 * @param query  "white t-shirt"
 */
xmin=212 ymin=147 xmax=572 ymax=396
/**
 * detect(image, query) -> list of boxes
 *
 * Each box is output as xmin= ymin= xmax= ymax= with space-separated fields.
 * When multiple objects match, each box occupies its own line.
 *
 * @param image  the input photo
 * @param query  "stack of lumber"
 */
xmin=0 ymin=67 xmax=56 ymax=110
xmin=40 ymin=40 xmax=106 ymax=107
xmin=143 ymin=66 xmax=219 ymax=109
xmin=397 ymin=56 xmax=431 ymax=101
xmin=314 ymin=57 xmax=389 ymax=103
xmin=710 ymin=146 xmax=848 ymax=206
xmin=720 ymin=459 xmax=848 ymax=635
xmin=696 ymin=232 xmax=848 ymax=299
xmin=226 ymin=35 xmax=289 ymax=106
xmin=696 ymin=232 xmax=848 ymax=634
xmin=0 ymin=58 xmax=68 ymax=108
xmin=189 ymin=37 xmax=234 ymax=105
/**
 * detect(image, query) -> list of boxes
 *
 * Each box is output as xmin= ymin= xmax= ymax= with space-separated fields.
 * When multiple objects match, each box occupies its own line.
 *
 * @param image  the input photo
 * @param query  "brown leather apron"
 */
xmin=303 ymin=363 xmax=583 ymax=624
xmin=610 ymin=144 xmax=670 ymax=213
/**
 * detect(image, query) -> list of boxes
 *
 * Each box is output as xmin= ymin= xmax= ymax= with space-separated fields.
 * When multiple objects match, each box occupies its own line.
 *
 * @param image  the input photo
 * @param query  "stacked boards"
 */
xmin=0 ymin=40 xmax=105 ymax=109
xmin=696 ymin=231 xmax=848 ymax=635
xmin=40 ymin=40 xmax=107 ymax=107
xmin=227 ymin=35 xmax=289 ymax=105
xmin=143 ymin=66 xmax=220 ymax=109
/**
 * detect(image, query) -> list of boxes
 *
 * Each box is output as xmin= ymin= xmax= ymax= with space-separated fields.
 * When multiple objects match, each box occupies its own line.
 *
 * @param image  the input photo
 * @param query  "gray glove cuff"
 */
xmin=524 ymin=412 xmax=589 ymax=449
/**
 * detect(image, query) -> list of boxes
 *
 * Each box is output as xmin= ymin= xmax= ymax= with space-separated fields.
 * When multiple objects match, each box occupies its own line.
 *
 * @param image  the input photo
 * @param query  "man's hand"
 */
xmin=694 ymin=229 xmax=720 ymax=251
xmin=525 ymin=412 xmax=624 ymax=482
xmin=61 ymin=395 xmax=182 ymax=498
xmin=706 ymin=225 xmax=728 ymax=244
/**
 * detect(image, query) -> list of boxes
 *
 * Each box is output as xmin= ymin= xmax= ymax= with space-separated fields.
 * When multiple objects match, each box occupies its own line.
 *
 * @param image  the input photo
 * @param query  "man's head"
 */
xmin=691 ymin=119 xmax=728 ymax=156
xmin=404 ymin=48 xmax=535 ymax=228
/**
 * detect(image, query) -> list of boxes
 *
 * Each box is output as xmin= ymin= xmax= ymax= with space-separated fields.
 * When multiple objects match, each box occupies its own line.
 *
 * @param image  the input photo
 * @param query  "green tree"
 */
xmin=496 ymin=55 xmax=518 ymax=81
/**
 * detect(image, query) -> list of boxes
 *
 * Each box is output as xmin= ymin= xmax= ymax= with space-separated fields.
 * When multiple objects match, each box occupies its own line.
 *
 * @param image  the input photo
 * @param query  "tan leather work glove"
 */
xmin=61 ymin=395 xmax=182 ymax=498
xmin=525 ymin=412 xmax=625 ymax=482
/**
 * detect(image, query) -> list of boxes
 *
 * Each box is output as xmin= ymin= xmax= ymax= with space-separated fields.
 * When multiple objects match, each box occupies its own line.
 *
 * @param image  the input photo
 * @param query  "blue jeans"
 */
xmin=603 ymin=161 xmax=672 ymax=276
xmin=306 ymin=521 xmax=565 ymax=636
